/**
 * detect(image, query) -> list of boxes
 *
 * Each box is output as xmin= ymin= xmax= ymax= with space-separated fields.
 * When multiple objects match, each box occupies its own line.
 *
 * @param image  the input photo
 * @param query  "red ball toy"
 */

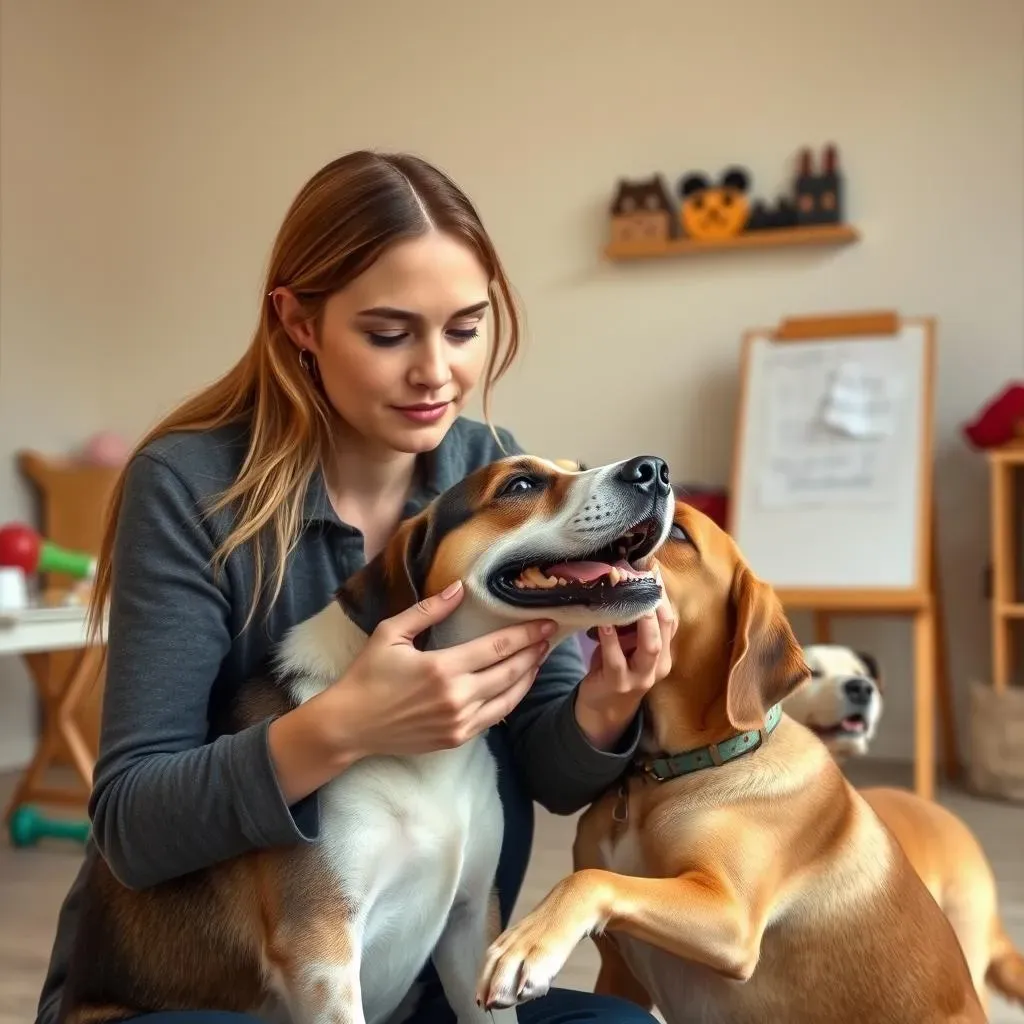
xmin=0 ymin=522 xmax=96 ymax=580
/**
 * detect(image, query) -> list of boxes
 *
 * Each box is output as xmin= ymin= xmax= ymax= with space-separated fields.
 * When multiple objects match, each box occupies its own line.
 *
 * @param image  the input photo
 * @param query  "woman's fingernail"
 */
xmin=600 ymin=625 xmax=615 ymax=636
xmin=441 ymin=579 xmax=463 ymax=599
xmin=540 ymin=620 xmax=557 ymax=637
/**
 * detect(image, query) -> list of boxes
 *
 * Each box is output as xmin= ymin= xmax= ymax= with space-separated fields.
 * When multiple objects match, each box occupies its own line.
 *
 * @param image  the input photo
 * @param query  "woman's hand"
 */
xmin=270 ymin=579 xmax=554 ymax=802
xmin=574 ymin=592 xmax=677 ymax=751
xmin=328 ymin=578 xmax=557 ymax=753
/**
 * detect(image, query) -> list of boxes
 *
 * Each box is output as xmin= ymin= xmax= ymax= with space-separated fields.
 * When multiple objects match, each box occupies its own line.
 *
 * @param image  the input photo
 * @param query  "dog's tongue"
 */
xmin=842 ymin=717 xmax=865 ymax=733
xmin=546 ymin=558 xmax=636 ymax=583
xmin=545 ymin=560 xmax=613 ymax=583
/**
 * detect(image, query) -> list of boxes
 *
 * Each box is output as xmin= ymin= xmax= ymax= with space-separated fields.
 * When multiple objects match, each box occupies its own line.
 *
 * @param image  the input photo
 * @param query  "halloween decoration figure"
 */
xmin=608 ymin=175 xmax=676 ymax=248
xmin=677 ymin=166 xmax=752 ymax=241
xmin=794 ymin=144 xmax=843 ymax=225
xmin=746 ymin=195 xmax=799 ymax=232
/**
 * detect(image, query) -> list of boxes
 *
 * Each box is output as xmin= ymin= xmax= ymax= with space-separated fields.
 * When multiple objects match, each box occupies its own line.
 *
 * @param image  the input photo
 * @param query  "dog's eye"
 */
xmin=498 ymin=475 xmax=542 ymax=498
xmin=810 ymin=667 xmax=824 ymax=678
xmin=669 ymin=523 xmax=689 ymax=542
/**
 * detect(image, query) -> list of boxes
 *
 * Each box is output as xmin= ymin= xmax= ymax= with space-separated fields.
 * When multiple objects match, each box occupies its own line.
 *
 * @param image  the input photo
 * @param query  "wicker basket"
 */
xmin=967 ymin=680 xmax=1024 ymax=803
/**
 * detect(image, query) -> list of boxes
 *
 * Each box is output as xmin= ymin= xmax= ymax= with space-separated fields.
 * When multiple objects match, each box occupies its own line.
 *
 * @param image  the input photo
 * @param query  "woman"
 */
xmin=35 ymin=150 xmax=674 ymax=1024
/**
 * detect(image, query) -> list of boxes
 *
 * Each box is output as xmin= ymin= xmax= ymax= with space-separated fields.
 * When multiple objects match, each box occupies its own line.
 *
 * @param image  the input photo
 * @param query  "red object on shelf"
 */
xmin=672 ymin=484 xmax=729 ymax=530
xmin=962 ymin=383 xmax=1024 ymax=450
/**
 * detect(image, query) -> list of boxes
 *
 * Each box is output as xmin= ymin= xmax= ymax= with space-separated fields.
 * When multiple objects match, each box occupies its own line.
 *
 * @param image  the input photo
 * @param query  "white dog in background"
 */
xmin=783 ymin=643 xmax=1024 ymax=1013
xmin=783 ymin=643 xmax=883 ymax=758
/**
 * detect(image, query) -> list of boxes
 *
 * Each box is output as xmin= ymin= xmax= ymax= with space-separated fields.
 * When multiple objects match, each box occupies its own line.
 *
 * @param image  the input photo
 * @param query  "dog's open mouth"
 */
xmin=811 ymin=714 xmax=867 ymax=738
xmin=490 ymin=516 xmax=662 ymax=609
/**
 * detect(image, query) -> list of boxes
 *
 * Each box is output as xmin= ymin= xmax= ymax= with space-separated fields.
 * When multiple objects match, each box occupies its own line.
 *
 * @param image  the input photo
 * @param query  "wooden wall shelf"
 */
xmin=604 ymin=223 xmax=860 ymax=261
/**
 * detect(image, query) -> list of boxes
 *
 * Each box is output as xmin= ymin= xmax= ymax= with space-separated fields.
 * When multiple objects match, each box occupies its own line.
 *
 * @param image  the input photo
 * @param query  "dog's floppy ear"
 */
xmin=726 ymin=565 xmax=810 ymax=731
xmin=855 ymin=649 xmax=883 ymax=691
xmin=335 ymin=514 xmax=436 ymax=649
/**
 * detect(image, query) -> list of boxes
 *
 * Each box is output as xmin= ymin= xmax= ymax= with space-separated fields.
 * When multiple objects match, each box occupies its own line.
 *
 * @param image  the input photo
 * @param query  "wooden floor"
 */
xmin=3 ymin=761 xmax=1023 ymax=1023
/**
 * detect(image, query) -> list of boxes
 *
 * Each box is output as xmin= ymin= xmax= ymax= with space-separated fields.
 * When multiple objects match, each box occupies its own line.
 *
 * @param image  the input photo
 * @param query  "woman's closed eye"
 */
xmin=366 ymin=323 xmax=481 ymax=347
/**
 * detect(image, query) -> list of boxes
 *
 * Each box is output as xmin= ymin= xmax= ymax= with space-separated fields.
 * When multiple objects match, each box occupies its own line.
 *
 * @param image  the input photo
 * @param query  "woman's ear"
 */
xmin=725 ymin=565 xmax=810 ymax=731
xmin=270 ymin=287 xmax=318 ymax=353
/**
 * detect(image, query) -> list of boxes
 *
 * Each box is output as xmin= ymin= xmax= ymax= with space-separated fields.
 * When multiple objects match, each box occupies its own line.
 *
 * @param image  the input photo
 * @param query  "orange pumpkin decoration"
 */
xmin=678 ymin=167 xmax=751 ymax=241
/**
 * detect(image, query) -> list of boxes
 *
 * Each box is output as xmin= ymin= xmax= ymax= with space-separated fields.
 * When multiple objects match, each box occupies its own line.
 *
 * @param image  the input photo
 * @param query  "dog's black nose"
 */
xmin=843 ymin=677 xmax=875 ymax=706
xmin=617 ymin=456 xmax=671 ymax=498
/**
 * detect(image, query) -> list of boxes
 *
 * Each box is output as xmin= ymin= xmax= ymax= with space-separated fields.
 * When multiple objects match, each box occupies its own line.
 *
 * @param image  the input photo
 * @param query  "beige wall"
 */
xmin=1 ymin=0 xmax=1022 ymax=767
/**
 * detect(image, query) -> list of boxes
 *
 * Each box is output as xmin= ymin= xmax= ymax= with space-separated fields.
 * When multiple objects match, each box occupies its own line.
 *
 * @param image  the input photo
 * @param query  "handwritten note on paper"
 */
xmin=757 ymin=344 xmax=904 ymax=509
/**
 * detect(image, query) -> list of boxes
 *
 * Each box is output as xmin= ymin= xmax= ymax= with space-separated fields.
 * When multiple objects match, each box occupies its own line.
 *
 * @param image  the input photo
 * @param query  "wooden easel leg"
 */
xmin=813 ymin=612 xmax=832 ymax=645
xmin=930 ymin=530 xmax=960 ymax=781
xmin=913 ymin=607 xmax=937 ymax=801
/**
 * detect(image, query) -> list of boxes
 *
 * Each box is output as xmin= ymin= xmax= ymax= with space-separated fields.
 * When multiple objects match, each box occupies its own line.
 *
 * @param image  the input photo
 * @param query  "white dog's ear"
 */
xmin=855 ymin=650 xmax=882 ymax=690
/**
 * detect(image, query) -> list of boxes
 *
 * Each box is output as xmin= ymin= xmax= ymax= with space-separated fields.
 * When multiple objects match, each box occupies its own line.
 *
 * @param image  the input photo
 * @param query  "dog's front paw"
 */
xmin=476 ymin=914 xmax=578 ymax=1010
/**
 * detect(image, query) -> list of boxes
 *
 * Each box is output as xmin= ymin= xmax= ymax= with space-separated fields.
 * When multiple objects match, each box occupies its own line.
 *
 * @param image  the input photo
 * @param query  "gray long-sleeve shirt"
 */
xmin=35 ymin=415 xmax=642 ymax=1024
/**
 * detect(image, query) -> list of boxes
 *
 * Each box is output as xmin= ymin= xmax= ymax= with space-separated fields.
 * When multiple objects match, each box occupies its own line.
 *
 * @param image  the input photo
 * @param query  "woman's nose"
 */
xmin=409 ymin=337 xmax=452 ymax=390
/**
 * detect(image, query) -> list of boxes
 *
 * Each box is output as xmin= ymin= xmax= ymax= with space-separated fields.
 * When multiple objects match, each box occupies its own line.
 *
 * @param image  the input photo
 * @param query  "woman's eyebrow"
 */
xmin=355 ymin=299 xmax=490 ymax=322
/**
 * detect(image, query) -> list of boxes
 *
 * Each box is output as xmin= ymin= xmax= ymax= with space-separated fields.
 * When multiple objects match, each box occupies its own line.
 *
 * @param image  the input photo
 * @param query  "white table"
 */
xmin=1 ymin=605 xmax=107 ymax=831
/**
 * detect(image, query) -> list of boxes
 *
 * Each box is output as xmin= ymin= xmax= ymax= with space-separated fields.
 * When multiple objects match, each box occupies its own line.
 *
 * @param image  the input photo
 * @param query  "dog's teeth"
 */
xmin=617 ymin=545 xmax=627 ymax=558
xmin=608 ymin=567 xmax=621 ymax=586
xmin=557 ymin=577 xmax=568 ymax=586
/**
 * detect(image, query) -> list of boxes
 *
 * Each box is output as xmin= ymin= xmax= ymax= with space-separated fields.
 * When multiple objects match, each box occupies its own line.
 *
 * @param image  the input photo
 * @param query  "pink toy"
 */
xmin=79 ymin=431 xmax=129 ymax=467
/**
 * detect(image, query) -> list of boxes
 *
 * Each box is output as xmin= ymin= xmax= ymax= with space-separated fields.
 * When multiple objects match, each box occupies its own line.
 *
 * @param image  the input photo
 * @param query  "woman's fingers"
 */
xmin=620 ymin=612 xmax=659 ymax=678
xmin=445 ymin=619 xmax=556 ymax=675
xmin=462 ymin=639 xmax=550 ymax=703
xmin=597 ymin=623 xmax=629 ymax=683
xmin=381 ymin=578 xmax=466 ymax=643
xmin=471 ymin=663 xmax=541 ymax=732
xmin=655 ymin=598 xmax=676 ymax=678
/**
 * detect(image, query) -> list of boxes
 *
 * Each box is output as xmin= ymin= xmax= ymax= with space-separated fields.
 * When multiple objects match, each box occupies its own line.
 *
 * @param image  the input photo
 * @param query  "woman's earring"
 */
xmin=298 ymin=348 xmax=321 ymax=384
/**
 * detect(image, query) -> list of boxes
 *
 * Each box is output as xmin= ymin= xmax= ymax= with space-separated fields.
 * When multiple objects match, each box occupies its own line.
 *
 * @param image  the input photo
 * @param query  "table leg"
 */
xmin=3 ymin=645 xmax=103 ymax=835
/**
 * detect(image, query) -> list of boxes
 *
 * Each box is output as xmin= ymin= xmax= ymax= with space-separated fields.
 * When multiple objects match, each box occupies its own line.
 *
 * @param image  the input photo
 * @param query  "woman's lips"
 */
xmin=393 ymin=401 xmax=451 ymax=424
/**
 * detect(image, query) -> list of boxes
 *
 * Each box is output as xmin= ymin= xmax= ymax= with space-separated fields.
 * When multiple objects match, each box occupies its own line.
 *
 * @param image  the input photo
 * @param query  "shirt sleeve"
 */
xmin=88 ymin=452 xmax=319 ymax=891
xmin=490 ymin=426 xmax=643 ymax=814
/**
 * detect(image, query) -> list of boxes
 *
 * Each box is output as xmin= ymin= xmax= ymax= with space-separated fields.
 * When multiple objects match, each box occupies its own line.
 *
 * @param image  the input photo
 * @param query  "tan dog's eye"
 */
xmin=669 ymin=523 xmax=690 ymax=543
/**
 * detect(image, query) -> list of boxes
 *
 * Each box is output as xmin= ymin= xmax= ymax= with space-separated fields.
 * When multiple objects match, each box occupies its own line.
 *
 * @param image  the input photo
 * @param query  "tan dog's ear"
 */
xmin=726 ymin=566 xmax=810 ymax=731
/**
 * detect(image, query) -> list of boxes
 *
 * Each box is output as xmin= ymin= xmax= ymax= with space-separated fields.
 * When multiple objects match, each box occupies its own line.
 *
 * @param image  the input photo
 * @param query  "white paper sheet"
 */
xmin=756 ymin=343 xmax=904 ymax=509
xmin=819 ymin=360 xmax=901 ymax=438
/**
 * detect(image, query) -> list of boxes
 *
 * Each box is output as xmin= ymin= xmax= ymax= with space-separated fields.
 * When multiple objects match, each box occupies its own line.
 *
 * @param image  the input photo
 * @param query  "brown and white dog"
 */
xmin=58 ymin=454 xmax=676 ymax=1024
xmin=477 ymin=500 xmax=985 ymax=1023
xmin=786 ymin=643 xmax=1024 ymax=1015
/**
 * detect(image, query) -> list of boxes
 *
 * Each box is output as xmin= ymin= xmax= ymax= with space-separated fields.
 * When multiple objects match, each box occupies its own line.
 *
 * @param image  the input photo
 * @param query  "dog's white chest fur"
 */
xmin=276 ymin=605 xmax=507 ymax=1024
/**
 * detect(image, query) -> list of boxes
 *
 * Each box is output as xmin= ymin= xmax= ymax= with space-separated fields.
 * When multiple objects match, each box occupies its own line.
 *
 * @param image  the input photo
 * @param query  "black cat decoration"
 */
xmin=793 ymin=144 xmax=843 ymax=225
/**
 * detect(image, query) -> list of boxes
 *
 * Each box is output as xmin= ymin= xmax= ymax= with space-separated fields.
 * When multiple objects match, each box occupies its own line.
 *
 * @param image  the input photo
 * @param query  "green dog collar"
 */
xmin=637 ymin=703 xmax=783 ymax=782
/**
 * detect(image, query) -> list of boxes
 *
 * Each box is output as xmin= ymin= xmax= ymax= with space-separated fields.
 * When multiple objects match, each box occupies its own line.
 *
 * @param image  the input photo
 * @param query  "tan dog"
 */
xmin=477 ymin=501 xmax=985 ymax=1023
xmin=787 ymin=644 xmax=1024 ymax=1015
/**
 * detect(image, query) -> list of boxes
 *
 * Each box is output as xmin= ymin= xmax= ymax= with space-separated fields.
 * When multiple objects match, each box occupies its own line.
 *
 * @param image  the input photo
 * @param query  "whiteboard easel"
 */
xmin=727 ymin=311 xmax=958 ymax=801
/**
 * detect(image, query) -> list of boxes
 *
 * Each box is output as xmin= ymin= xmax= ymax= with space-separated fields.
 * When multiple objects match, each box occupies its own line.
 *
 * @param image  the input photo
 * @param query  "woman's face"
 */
xmin=277 ymin=230 xmax=491 ymax=456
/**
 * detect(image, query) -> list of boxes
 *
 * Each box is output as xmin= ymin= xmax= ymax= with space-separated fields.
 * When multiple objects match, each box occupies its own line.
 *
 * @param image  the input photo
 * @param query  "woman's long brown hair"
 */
xmin=87 ymin=151 xmax=523 ymax=641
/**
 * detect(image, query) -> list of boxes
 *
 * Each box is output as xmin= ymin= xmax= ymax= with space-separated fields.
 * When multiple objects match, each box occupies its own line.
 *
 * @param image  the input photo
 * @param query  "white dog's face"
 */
xmin=783 ymin=644 xmax=883 ymax=758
